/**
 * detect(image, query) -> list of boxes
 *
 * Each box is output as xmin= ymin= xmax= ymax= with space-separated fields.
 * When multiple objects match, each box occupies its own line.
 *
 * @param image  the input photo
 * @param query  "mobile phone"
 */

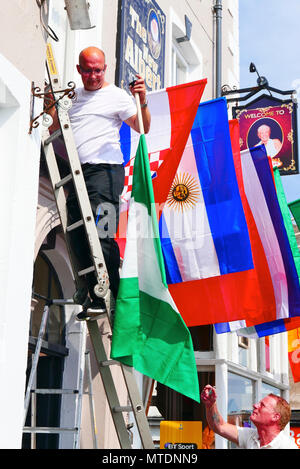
xmin=129 ymin=80 xmax=137 ymax=88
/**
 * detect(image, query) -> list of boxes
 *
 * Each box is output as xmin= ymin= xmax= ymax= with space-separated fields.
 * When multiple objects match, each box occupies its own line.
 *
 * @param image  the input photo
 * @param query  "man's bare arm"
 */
xmin=201 ymin=385 xmax=239 ymax=445
xmin=125 ymin=106 xmax=151 ymax=134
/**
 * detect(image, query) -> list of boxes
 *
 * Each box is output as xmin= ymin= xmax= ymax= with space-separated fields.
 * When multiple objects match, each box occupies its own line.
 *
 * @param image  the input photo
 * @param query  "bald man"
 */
xmin=65 ymin=47 xmax=151 ymax=320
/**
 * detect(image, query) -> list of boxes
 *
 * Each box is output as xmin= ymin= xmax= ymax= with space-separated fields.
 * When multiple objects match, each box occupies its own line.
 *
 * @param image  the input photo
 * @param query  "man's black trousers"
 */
xmin=67 ymin=163 xmax=125 ymax=301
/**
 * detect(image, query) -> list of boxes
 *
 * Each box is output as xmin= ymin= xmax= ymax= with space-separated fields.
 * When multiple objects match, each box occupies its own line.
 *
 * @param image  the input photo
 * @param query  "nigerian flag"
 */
xmin=111 ymin=134 xmax=199 ymax=402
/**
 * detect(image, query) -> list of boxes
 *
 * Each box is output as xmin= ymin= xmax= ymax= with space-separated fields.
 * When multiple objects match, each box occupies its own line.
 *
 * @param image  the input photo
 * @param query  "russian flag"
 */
xmin=159 ymin=98 xmax=253 ymax=284
xmin=215 ymin=143 xmax=300 ymax=337
xmin=169 ymin=120 xmax=299 ymax=327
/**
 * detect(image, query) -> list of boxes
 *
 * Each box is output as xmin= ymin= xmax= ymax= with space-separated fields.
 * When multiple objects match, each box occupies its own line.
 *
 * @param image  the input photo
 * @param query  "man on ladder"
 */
xmin=49 ymin=46 xmax=151 ymax=320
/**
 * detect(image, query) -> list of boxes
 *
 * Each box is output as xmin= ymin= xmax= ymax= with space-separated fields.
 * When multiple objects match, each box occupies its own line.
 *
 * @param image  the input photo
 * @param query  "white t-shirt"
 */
xmin=238 ymin=426 xmax=299 ymax=449
xmin=68 ymin=84 xmax=137 ymax=164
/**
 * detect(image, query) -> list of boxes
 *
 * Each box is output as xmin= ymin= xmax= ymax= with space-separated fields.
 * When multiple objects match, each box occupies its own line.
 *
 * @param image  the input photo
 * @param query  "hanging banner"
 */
xmin=288 ymin=328 xmax=300 ymax=383
xmin=233 ymin=95 xmax=299 ymax=174
xmin=290 ymin=427 xmax=300 ymax=448
xmin=117 ymin=0 xmax=165 ymax=93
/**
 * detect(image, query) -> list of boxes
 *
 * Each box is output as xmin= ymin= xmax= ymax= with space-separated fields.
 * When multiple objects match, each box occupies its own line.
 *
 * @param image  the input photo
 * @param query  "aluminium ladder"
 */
xmin=34 ymin=42 xmax=154 ymax=449
xmin=23 ymin=295 xmax=96 ymax=449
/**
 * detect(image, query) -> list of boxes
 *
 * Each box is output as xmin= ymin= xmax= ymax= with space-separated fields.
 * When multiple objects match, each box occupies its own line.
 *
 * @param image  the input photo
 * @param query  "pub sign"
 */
xmin=233 ymin=95 xmax=299 ymax=175
xmin=117 ymin=0 xmax=165 ymax=93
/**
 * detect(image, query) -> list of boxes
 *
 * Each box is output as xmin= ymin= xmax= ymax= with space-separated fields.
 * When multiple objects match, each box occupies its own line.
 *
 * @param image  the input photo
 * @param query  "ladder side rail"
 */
xmin=31 ymin=370 xmax=37 ymax=449
xmin=24 ymin=304 xmax=50 ymax=426
xmin=73 ymin=322 xmax=87 ymax=449
xmin=56 ymin=105 xmax=109 ymax=297
xmin=41 ymin=134 xmax=68 ymax=233
xmin=85 ymin=351 xmax=98 ymax=449
xmin=87 ymin=321 xmax=132 ymax=449
xmin=42 ymin=135 xmax=86 ymax=293
xmin=121 ymin=365 xmax=154 ymax=449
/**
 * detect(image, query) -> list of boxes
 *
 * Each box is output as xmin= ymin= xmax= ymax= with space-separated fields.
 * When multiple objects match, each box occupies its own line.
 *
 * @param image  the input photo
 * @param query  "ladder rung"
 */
xmin=113 ymin=406 xmax=133 ymax=413
xmin=23 ymin=426 xmax=78 ymax=434
xmin=44 ymin=129 xmax=62 ymax=145
xmin=55 ymin=173 xmax=73 ymax=189
xmin=100 ymin=360 xmax=120 ymax=367
xmin=51 ymin=299 xmax=75 ymax=306
xmin=31 ymin=389 xmax=79 ymax=395
xmin=78 ymin=266 xmax=95 ymax=276
xmin=66 ymin=219 xmax=84 ymax=232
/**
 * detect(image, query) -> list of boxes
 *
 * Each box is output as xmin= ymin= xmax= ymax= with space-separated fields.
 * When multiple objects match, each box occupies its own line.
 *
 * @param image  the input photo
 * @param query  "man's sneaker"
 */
xmin=76 ymin=311 xmax=91 ymax=321
xmin=76 ymin=298 xmax=107 ymax=321
xmin=87 ymin=297 xmax=107 ymax=314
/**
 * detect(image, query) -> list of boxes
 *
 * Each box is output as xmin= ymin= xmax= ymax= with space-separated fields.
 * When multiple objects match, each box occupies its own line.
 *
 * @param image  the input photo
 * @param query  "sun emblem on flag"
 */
xmin=166 ymin=172 xmax=201 ymax=212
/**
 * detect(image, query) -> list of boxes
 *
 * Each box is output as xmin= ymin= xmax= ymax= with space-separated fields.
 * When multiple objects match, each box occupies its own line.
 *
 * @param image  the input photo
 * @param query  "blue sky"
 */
xmin=239 ymin=0 xmax=300 ymax=203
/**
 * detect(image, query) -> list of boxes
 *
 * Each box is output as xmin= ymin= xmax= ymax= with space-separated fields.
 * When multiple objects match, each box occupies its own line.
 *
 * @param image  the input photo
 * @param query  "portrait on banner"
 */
xmin=233 ymin=95 xmax=299 ymax=174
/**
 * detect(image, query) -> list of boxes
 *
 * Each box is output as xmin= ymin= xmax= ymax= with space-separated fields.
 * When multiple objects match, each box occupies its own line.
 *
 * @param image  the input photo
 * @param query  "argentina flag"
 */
xmin=159 ymin=98 xmax=254 ymax=284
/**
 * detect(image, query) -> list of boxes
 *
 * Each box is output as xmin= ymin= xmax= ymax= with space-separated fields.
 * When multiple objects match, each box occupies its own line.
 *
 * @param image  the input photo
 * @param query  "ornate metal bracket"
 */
xmin=29 ymin=81 xmax=76 ymax=134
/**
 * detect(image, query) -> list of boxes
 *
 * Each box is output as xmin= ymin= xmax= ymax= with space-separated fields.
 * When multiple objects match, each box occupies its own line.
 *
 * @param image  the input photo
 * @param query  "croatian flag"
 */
xmin=159 ymin=98 xmax=253 ymax=284
xmin=117 ymin=79 xmax=207 ymax=254
xmin=119 ymin=80 xmax=207 ymax=207
xmin=215 ymin=144 xmax=300 ymax=337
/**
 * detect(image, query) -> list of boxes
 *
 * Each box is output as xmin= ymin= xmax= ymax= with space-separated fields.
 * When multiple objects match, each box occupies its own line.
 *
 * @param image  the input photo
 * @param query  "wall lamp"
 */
xmin=64 ymin=0 xmax=95 ymax=30
xmin=249 ymin=62 xmax=269 ymax=87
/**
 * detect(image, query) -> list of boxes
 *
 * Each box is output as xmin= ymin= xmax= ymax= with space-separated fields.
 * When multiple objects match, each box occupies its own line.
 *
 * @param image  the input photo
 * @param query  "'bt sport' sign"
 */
xmin=117 ymin=0 xmax=165 ymax=93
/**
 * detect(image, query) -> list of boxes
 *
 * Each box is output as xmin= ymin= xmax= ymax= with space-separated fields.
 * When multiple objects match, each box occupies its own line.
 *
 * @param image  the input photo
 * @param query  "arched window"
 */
xmin=31 ymin=251 xmax=65 ymax=346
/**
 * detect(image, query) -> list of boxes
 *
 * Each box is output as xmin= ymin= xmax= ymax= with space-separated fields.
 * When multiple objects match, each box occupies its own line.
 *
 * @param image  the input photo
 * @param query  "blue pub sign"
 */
xmin=117 ymin=0 xmax=166 ymax=92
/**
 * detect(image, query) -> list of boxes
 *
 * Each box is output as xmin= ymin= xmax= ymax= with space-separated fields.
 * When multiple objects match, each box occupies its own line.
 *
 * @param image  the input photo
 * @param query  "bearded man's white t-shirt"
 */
xmin=68 ymin=84 xmax=137 ymax=165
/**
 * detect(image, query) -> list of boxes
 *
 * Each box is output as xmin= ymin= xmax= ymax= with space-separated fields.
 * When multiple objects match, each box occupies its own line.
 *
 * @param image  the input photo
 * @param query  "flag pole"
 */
xmin=134 ymin=93 xmax=145 ymax=135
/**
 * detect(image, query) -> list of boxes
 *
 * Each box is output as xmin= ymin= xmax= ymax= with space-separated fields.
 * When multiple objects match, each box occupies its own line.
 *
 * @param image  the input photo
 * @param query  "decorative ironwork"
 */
xmin=221 ymin=84 xmax=238 ymax=94
xmin=29 ymin=81 xmax=76 ymax=134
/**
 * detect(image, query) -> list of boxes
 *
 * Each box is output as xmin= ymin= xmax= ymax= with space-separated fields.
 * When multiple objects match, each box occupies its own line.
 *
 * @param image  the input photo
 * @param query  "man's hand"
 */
xmin=126 ymin=74 xmax=151 ymax=134
xmin=201 ymin=385 xmax=217 ymax=408
xmin=201 ymin=384 xmax=239 ymax=445
xmin=129 ymin=74 xmax=147 ymax=105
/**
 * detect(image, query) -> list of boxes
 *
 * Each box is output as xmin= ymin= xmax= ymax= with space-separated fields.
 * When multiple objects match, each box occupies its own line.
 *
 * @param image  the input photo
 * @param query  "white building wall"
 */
xmin=0 ymin=53 xmax=42 ymax=448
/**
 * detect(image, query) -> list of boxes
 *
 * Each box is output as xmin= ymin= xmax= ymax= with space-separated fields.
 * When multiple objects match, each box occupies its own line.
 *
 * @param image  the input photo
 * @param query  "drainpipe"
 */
xmin=214 ymin=0 xmax=222 ymax=98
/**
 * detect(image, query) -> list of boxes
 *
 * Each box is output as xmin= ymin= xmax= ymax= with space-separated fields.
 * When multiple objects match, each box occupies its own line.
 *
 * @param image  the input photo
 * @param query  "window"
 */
xmin=261 ymin=382 xmax=281 ymax=398
xmin=228 ymin=372 xmax=253 ymax=414
xmin=238 ymin=336 xmax=249 ymax=367
xmin=170 ymin=18 xmax=202 ymax=87
xmin=154 ymin=372 xmax=215 ymax=448
xmin=171 ymin=43 xmax=188 ymax=86
xmin=189 ymin=325 xmax=214 ymax=351
xmin=227 ymin=373 xmax=253 ymax=449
